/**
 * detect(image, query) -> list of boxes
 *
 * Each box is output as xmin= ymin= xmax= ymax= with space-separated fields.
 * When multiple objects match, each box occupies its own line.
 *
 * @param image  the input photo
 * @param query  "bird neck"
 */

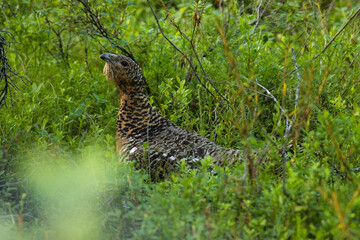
xmin=119 ymin=87 xmax=151 ymax=112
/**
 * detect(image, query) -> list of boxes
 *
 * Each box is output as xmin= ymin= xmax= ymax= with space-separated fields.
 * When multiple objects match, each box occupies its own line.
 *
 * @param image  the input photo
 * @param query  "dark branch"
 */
xmin=147 ymin=0 xmax=230 ymax=104
xmin=0 ymin=30 xmax=30 ymax=108
xmin=76 ymin=0 xmax=136 ymax=62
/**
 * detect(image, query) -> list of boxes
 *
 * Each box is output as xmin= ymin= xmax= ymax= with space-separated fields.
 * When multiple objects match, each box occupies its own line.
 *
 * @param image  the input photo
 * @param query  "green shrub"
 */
xmin=1 ymin=0 xmax=360 ymax=239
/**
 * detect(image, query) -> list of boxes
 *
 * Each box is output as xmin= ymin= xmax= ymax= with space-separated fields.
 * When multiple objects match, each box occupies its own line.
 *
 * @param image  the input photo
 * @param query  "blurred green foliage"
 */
xmin=1 ymin=0 xmax=360 ymax=239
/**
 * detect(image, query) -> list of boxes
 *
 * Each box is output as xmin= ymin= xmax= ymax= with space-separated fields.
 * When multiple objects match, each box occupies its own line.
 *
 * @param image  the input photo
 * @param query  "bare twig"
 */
xmin=254 ymin=0 xmax=264 ymax=32
xmin=76 ymin=0 xmax=135 ymax=61
xmin=284 ymin=47 xmax=302 ymax=136
xmin=147 ymin=0 xmax=229 ymax=102
xmin=253 ymin=0 xmax=271 ymax=33
xmin=311 ymin=7 xmax=360 ymax=61
xmin=285 ymin=7 xmax=359 ymax=78
xmin=340 ymin=47 xmax=360 ymax=82
xmin=0 ymin=30 xmax=30 ymax=108
xmin=296 ymin=14 xmax=317 ymax=56
xmin=279 ymin=47 xmax=303 ymax=199
xmin=44 ymin=16 xmax=70 ymax=67
xmin=281 ymin=47 xmax=302 ymax=164
xmin=251 ymin=79 xmax=287 ymax=115
xmin=147 ymin=0 xmax=233 ymax=103
xmin=1 ymin=0 xmax=17 ymax=17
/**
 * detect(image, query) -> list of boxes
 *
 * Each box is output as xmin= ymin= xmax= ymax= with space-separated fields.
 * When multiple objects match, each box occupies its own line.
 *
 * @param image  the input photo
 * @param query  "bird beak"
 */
xmin=100 ymin=53 xmax=114 ymax=65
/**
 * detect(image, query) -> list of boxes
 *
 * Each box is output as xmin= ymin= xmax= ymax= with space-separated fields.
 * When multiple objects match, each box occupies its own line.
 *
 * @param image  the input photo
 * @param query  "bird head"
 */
xmin=100 ymin=53 xmax=146 ymax=93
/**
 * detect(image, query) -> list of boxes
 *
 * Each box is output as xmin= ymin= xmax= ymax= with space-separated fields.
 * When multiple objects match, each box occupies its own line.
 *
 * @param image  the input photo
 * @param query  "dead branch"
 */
xmin=310 ymin=7 xmax=360 ymax=62
xmin=285 ymin=8 xmax=359 ymax=78
xmin=76 ymin=0 xmax=135 ymax=61
xmin=253 ymin=0 xmax=271 ymax=32
xmin=340 ymin=47 xmax=360 ymax=82
xmin=0 ymin=30 xmax=30 ymax=108
xmin=148 ymin=0 xmax=231 ymax=104
xmin=296 ymin=14 xmax=317 ymax=56
xmin=164 ymin=1 xmax=230 ymax=104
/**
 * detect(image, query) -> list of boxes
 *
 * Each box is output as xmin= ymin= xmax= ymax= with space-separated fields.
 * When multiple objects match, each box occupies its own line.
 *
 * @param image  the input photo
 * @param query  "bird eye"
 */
xmin=120 ymin=60 xmax=129 ymax=67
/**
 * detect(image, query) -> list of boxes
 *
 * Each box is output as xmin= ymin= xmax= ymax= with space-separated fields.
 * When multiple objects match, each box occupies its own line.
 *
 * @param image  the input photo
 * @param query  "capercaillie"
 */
xmin=100 ymin=53 xmax=242 ymax=178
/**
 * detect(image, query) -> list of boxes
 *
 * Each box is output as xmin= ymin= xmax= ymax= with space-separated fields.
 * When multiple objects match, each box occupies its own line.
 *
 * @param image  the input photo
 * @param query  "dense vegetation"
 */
xmin=1 ymin=0 xmax=360 ymax=239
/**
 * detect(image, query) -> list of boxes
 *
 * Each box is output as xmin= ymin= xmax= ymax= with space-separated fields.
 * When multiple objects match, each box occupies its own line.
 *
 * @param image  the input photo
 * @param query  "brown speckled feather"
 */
xmin=100 ymin=53 xmax=242 ymax=177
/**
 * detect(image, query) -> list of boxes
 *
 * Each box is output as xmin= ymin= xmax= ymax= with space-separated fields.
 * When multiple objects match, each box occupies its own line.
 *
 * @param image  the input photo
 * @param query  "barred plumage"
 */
xmin=100 ymin=53 xmax=242 ymax=177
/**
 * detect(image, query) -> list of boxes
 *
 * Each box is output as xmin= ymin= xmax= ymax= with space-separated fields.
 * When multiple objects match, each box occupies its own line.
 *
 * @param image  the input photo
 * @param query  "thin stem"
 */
xmin=147 ymin=0 xmax=220 ymax=101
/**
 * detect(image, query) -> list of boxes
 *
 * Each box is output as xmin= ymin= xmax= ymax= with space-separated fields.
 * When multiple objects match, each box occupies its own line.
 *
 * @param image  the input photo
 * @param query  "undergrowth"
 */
xmin=1 ymin=0 xmax=360 ymax=239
